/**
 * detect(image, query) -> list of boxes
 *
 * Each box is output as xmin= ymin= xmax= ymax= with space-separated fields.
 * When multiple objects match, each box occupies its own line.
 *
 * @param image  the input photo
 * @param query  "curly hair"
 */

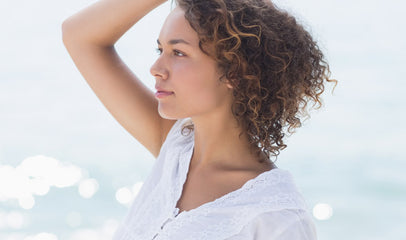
xmin=176 ymin=0 xmax=337 ymax=162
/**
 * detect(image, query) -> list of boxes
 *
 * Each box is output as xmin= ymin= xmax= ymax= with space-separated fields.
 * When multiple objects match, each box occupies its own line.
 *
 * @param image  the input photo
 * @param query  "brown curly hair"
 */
xmin=176 ymin=0 xmax=337 ymax=162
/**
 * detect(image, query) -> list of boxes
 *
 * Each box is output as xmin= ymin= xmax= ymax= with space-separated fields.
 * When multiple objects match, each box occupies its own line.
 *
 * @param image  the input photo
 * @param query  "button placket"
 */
xmin=152 ymin=208 xmax=180 ymax=240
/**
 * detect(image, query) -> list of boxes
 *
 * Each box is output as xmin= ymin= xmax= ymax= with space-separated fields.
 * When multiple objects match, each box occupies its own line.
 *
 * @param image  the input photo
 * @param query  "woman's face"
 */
xmin=150 ymin=6 xmax=233 ymax=120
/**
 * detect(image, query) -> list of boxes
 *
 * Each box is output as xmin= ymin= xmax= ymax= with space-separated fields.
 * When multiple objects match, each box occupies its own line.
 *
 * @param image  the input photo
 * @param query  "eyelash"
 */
xmin=155 ymin=48 xmax=186 ymax=57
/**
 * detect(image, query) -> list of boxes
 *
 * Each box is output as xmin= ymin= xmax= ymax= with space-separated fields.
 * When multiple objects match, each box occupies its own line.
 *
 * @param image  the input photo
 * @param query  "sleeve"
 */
xmin=226 ymin=209 xmax=317 ymax=240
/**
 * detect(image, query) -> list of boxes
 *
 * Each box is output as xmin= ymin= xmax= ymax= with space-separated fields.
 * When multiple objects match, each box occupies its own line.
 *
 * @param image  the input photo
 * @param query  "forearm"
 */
xmin=62 ymin=0 xmax=166 ymax=47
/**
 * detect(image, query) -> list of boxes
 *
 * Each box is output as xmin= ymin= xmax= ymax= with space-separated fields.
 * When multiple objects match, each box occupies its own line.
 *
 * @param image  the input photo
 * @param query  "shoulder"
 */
xmin=228 ymin=209 xmax=317 ymax=240
xmin=256 ymin=209 xmax=316 ymax=236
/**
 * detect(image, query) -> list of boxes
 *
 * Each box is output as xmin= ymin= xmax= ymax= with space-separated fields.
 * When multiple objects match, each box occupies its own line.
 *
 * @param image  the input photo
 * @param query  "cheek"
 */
xmin=179 ymin=65 xmax=220 ymax=100
xmin=169 ymin=57 xmax=230 ymax=116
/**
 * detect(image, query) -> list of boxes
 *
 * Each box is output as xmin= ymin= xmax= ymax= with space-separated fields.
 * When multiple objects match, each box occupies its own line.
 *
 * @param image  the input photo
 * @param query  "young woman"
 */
xmin=62 ymin=0 xmax=336 ymax=239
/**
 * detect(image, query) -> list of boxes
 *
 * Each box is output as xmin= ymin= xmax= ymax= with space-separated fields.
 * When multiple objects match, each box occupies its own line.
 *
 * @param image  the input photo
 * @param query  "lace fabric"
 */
xmin=113 ymin=118 xmax=316 ymax=240
xmin=156 ymin=168 xmax=308 ymax=240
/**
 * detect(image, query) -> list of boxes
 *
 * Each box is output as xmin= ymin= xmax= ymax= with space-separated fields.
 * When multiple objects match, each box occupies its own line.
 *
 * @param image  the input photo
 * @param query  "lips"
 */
xmin=154 ymin=90 xmax=174 ymax=99
xmin=155 ymin=85 xmax=174 ymax=99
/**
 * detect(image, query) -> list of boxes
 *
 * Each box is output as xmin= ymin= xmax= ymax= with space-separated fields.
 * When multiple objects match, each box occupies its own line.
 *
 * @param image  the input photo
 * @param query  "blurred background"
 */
xmin=0 ymin=0 xmax=405 ymax=239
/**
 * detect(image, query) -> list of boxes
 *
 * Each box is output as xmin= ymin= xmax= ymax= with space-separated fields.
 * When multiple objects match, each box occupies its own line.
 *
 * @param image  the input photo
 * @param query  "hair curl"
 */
xmin=176 ymin=0 xmax=337 ymax=162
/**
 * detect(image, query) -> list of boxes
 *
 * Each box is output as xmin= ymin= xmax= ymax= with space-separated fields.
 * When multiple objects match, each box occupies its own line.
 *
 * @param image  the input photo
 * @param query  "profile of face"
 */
xmin=150 ymin=6 xmax=233 ymax=120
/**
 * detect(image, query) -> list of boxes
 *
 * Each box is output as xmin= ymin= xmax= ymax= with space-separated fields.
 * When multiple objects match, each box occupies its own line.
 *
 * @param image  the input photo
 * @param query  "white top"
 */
xmin=113 ymin=118 xmax=317 ymax=240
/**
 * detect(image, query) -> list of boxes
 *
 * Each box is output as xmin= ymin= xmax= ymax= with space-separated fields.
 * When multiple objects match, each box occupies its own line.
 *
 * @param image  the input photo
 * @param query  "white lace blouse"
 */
xmin=113 ymin=118 xmax=317 ymax=240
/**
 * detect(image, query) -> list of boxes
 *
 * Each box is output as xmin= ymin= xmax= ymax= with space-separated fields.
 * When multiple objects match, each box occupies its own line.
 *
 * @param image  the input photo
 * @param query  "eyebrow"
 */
xmin=156 ymin=38 xmax=191 ymax=45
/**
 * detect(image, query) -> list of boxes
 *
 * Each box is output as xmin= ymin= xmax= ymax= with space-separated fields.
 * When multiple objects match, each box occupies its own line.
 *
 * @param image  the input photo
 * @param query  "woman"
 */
xmin=62 ymin=0 xmax=336 ymax=239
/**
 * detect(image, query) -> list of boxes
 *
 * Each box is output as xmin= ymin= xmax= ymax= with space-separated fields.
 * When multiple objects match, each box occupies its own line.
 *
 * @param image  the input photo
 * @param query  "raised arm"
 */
xmin=62 ymin=0 xmax=176 ymax=158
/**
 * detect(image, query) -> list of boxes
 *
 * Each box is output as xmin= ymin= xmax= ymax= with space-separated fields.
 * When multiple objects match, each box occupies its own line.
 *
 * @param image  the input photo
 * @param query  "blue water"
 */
xmin=1 ymin=0 xmax=405 ymax=239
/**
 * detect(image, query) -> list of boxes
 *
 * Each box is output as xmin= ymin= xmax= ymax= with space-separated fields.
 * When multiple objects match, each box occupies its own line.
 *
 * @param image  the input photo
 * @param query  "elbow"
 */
xmin=61 ymin=18 xmax=75 ymax=48
xmin=61 ymin=17 xmax=88 ymax=48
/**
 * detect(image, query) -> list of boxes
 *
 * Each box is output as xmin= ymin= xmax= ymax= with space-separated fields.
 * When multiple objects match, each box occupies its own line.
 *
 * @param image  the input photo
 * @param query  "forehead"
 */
xmin=158 ymin=6 xmax=199 ymax=46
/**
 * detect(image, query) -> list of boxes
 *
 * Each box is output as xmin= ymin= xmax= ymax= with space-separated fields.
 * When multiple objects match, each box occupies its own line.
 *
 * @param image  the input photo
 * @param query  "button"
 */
xmin=161 ymin=218 xmax=172 ymax=229
xmin=152 ymin=233 xmax=158 ymax=239
xmin=173 ymin=207 xmax=180 ymax=217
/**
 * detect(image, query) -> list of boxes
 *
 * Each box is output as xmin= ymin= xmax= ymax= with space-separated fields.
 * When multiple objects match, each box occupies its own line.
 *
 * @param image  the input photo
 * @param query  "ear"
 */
xmin=219 ymin=75 xmax=234 ymax=89
xmin=224 ymin=79 xmax=234 ymax=89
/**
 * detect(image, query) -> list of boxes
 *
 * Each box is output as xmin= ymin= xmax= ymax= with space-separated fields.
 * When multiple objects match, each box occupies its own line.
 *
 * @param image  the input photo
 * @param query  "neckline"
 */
xmin=173 ymin=139 xmax=283 ymax=218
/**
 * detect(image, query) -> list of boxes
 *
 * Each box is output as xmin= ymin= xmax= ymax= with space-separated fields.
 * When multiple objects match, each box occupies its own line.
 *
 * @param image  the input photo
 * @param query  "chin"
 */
xmin=157 ymin=106 xmax=179 ymax=120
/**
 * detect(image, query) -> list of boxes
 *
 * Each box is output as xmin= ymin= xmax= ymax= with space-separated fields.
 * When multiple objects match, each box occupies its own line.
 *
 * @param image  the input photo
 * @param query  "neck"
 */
xmin=189 ymin=111 xmax=267 ymax=171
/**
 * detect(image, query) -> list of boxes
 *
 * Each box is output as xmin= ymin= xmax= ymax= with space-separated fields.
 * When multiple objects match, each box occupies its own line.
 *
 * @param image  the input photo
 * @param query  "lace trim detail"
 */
xmin=152 ymin=124 xmax=308 ymax=239
xmin=157 ymin=169 xmax=307 ymax=239
xmin=172 ymin=135 xmax=298 ymax=217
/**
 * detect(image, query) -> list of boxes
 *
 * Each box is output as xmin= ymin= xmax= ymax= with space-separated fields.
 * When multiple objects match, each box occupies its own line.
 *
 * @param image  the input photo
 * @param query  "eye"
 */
xmin=155 ymin=48 xmax=186 ymax=57
xmin=173 ymin=50 xmax=186 ymax=57
xmin=155 ymin=47 xmax=163 ymax=55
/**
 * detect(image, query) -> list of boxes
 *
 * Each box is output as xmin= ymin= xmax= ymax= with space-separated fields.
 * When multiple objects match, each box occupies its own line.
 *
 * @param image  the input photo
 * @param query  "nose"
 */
xmin=150 ymin=56 xmax=169 ymax=80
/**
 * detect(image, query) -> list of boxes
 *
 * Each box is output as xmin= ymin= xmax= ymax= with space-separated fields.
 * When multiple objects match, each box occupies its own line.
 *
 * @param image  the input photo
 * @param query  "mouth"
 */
xmin=155 ymin=91 xmax=174 ymax=99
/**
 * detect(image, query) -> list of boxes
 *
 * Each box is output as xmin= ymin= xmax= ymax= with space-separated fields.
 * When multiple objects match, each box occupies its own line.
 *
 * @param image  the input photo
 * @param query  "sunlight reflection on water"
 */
xmin=0 ymin=155 xmax=128 ymax=239
xmin=0 ymin=155 xmax=95 ymax=209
